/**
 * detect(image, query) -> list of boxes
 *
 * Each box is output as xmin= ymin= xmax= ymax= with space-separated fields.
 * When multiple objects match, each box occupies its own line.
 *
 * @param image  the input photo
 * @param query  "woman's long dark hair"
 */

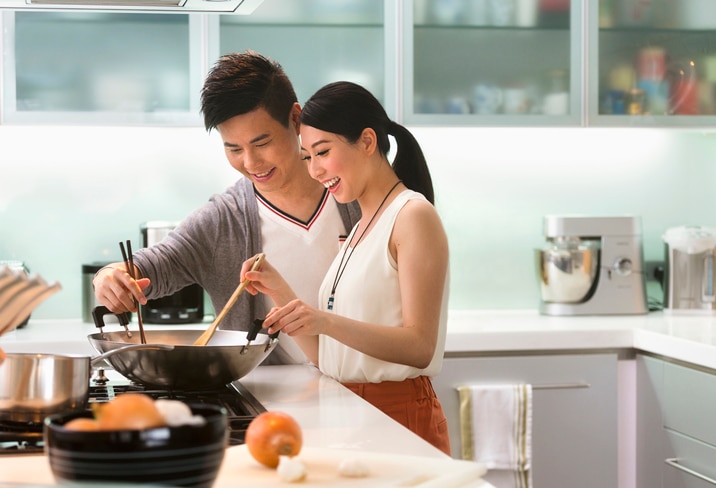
xmin=299 ymin=81 xmax=434 ymax=204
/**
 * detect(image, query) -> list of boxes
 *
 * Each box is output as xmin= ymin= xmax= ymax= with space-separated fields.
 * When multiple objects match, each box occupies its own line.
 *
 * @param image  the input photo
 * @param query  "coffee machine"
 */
xmin=535 ymin=215 xmax=648 ymax=316
xmin=140 ymin=221 xmax=204 ymax=324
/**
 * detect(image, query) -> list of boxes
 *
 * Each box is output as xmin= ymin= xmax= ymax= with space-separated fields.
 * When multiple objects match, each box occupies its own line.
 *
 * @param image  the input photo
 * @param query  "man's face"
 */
xmin=217 ymin=105 xmax=302 ymax=193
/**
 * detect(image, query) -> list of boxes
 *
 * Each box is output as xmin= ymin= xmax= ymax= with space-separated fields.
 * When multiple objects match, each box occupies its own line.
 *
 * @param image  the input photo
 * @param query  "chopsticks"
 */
xmin=192 ymin=253 xmax=265 ymax=346
xmin=119 ymin=240 xmax=147 ymax=344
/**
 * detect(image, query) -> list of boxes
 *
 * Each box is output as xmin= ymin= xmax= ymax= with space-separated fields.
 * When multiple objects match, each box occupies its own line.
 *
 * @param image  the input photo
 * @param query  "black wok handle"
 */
xmin=246 ymin=318 xmax=264 ymax=342
xmin=91 ymin=305 xmax=131 ymax=329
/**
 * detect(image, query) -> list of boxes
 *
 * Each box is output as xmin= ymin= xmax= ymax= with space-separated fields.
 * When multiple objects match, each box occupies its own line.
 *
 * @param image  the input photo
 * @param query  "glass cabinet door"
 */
xmin=2 ymin=11 xmax=201 ymax=126
xmin=404 ymin=0 xmax=582 ymax=126
xmin=218 ymin=0 xmax=387 ymax=115
xmin=591 ymin=0 xmax=716 ymax=126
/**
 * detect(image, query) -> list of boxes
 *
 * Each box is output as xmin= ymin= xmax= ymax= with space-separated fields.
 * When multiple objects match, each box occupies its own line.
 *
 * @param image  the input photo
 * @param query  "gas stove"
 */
xmin=0 ymin=368 xmax=266 ymax=456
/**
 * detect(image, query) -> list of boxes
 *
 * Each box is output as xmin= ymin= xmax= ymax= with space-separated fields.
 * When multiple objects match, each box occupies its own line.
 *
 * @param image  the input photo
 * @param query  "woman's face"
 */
xmin=300 ymin=125 xmax=365 ymax=204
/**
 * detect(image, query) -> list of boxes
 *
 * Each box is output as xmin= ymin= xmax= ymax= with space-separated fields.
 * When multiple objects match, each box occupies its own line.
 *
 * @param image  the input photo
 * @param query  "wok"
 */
xmin=0 ymin=344 xmax=173 ymax=423
xmin=89 ymin=306 xmax=279 ymax=390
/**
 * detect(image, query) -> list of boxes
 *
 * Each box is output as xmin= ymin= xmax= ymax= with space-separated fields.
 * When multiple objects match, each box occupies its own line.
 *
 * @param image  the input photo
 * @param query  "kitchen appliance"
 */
xmin=662 ymin=226 xmax=716 ymax=312
xmin=0 ymin=368 xmax=265 ymax=456
xmin=535 ymin=215 xmax=648 ymax=315
xmin=141 ymin=221 xmax=204 ymax=324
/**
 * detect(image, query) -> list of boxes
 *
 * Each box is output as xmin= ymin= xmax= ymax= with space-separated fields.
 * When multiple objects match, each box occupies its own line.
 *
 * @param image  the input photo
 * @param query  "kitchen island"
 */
xmin=0 ymin=319 xmax=491 ymax=487
xmin=4 ymin=310 xmax=716 ymax=488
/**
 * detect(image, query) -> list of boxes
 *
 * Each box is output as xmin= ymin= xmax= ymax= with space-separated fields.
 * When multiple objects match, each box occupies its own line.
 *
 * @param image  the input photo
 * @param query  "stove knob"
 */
xmin=613 ymin=257 xmax=633 ymax=276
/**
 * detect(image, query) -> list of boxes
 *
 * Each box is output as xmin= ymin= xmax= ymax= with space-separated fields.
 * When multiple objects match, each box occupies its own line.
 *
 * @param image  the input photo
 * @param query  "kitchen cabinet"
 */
xmin=432 ymin=352 xmax=618 ymax=488
xmin=3 ymin=0 xmax=716 ymax=127
xmin=590 ymin=0 xmax=716 ymax=127
xmin=217 ymin=0 xmax=388 ymax=110
xmin=404 ymin=0 xmax=581 ymax=126
xmin=0 ymin=0 xmax=388 ymax=125
xmin=636 ymin=353 xmax=716 ymax=488
xmin=1 ymin=11 xmax=203 ymax=126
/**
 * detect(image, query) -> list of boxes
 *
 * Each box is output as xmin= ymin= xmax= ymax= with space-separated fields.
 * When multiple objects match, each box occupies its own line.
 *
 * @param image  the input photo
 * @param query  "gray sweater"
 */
xmin=133 ymin=177 xmax=360 ymax=364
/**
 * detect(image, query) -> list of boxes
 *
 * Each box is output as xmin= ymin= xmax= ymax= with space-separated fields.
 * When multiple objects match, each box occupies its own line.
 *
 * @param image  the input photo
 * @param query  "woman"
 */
xmin=241 ymin=81 xmax=450 ymax=454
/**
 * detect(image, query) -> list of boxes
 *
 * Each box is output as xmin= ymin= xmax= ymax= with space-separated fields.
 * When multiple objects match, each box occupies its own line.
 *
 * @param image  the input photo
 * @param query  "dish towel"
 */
xmin=457 ymin=384 xmax=533 ymax=488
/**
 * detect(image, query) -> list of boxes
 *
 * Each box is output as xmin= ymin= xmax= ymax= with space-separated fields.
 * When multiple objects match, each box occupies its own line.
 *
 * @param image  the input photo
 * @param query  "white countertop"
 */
xmin=4 ymin=309 xmax=716 ymax=486
xmin=0 ymin=319 xmax=495 ymax=487
xmin=445 ymin=309 xmax=716 ymax=369
xmin=6 ymin=309 xmax=716 ymax=369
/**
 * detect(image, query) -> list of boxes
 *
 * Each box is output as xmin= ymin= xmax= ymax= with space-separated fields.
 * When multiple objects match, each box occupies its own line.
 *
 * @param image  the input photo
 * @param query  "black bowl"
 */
xmin=44 ymin=403 xmax=228 ymax=487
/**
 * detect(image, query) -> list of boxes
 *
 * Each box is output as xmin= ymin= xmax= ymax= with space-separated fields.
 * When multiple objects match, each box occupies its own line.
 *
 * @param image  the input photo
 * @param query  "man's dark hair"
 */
xmin=200 ymin=50 xmax=298 ymax=131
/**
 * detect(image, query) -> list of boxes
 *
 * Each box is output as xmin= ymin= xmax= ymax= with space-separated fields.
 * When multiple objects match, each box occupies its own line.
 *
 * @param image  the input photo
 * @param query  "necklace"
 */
xmin=327 ymin=180 xmax=402 ymax=311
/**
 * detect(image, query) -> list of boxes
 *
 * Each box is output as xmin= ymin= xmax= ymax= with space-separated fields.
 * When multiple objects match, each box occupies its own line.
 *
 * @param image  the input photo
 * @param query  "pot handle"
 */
xmin=92 ymin=305 xmax=132 ymax=334
xmin=90 ymin=343 xmax=175 ymax=367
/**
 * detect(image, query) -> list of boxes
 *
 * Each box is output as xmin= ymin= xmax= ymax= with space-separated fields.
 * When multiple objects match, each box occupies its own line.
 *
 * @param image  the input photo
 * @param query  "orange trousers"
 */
xmin=341 ymin=376 xmax=451 ymax=455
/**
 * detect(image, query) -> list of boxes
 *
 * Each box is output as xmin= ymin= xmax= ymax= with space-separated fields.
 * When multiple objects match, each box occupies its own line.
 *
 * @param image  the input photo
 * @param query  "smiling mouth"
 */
xmin=253 ymin=168 xmax=275 ymax=180
xmin=323 ymin=177 xmax=340 ymax=189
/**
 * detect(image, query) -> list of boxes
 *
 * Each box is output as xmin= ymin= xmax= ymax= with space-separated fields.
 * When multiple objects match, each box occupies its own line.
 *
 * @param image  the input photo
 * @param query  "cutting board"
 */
xmin=215 ymin=445 xmax=488 ymax=487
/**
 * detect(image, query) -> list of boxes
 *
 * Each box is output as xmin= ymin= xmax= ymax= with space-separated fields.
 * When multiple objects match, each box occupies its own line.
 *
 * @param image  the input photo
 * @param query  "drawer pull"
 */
xmin=665 ymin=458 xmax=716 ymax=485
xmin=532 ymin=382 xmax=590 ymax=390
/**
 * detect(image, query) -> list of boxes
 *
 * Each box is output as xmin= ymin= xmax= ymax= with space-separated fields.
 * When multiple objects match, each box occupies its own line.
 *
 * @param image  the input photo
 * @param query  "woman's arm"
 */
xmin=260 ymin=200 xmax=449 ymax=369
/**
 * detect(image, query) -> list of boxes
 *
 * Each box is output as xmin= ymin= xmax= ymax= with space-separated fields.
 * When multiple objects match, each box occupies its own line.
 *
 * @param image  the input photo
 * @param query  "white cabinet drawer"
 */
xmin=663 ymin=362 xmax=716 ymax=447
xmin=433 ymin=353 xmax=618 ymax=488
xmin=664 ymin=430 xmax=716 ymax=488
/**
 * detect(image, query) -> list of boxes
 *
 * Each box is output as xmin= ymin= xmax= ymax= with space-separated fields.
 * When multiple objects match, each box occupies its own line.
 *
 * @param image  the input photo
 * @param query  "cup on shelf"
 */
xmin=446 ymin=96 xmax=471 ymax=114
xmin=503 ymin=85 xmax=530 ymax=114
xmin=472 ymin=84 xmax=503 ymax=114
xmin=543 ymin=92 xmax=569 ymax=115
xmin=637 ymin=79 xmax=669 ymax=115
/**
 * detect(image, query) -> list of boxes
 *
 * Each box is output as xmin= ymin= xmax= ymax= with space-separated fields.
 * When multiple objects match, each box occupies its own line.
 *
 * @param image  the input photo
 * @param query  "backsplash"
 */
xmin=2 ymin=125 xmax=714 ymax=319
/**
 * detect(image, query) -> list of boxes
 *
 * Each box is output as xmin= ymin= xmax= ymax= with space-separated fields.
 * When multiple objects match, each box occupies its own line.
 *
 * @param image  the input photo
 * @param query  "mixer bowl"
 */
xmin=535 ymin=247 xmax=599 ymax=303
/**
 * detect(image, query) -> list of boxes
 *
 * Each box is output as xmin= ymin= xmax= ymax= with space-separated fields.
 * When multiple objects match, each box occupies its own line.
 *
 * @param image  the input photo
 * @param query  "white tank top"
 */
xmin=318 ymin=189 xmax=449 ymax=383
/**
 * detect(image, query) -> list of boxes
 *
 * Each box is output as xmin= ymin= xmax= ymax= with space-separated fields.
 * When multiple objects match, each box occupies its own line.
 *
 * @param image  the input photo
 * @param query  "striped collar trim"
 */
xmin=255 ymin=187 xmax=330 ymax=230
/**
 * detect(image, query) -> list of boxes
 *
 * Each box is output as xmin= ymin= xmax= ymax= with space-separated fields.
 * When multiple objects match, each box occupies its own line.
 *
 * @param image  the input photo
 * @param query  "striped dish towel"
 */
xmin=457 ymin=384 xmax=533 ymax=488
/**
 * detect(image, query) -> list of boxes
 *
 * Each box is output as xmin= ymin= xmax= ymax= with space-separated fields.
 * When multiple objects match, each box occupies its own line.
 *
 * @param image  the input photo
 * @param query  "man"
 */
xmin=93 ymin=51 xmax=360 ymax=364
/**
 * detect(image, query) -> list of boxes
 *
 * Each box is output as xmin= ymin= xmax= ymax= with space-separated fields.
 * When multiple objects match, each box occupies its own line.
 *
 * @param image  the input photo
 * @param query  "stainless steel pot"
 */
xmin=0 ymin=344 xmax=172 ymax=423
xmin=89 ymin=307 xmax=279 ymax=390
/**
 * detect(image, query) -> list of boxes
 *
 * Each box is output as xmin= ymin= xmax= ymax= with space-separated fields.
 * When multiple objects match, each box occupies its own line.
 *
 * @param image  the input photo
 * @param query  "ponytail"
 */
xmin=388 ymin=121 xmax=435 ymax=205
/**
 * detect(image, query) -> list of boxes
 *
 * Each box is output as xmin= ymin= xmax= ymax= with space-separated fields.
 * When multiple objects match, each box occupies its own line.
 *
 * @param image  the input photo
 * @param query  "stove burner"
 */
xmin=0 ymin=370 xmax=265 ymax=455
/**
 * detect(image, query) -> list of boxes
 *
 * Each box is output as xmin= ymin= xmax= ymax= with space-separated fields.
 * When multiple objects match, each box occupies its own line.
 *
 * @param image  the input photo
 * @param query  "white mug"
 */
xmin=472 ymin=84 xmax=503 ymax=114
xmin=503 ymin=86 xmax=530 ymax=114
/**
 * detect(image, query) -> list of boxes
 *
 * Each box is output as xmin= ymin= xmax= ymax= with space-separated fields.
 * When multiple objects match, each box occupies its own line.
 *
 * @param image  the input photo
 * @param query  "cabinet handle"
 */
xmin=665 ymin=458 xmax=716 ymax=485
xmin=532 ymin=382 xmax=590 ymax=390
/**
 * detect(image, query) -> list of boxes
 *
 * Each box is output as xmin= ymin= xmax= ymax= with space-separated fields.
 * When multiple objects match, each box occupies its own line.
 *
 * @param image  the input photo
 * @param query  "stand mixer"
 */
xmin=535 ymin=215 xmax=648 ymax=316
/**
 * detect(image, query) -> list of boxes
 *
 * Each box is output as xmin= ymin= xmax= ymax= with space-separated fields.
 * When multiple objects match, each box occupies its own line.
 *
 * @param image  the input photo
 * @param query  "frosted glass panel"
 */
xmin=219 ymin=0 xmax=384 ymax=106
xmin=598 ymin=0 xmax=716 ymax=117
xmin=412 ymin=0 xmax=571 ymax=117
xmin=13 ymin=12 xmax=191 ymax=114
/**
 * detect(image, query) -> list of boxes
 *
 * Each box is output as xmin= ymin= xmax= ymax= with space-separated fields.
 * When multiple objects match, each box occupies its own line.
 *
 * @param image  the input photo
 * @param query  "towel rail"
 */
xmin=665 ymin=458 xmax=716 ymax=485
xmin=532 ymin=382 xmax=590 ymax=390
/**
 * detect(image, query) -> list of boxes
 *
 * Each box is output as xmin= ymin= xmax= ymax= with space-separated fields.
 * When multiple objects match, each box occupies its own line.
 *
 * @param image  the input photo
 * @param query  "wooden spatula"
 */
xmin=192 ymin=253 xmax=265 ymax=346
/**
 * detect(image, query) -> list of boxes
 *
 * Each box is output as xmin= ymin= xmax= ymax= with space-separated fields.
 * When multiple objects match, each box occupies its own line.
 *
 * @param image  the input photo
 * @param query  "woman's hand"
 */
xmin=93 ymin=265 xmax=150 ymax=313
xmin=262 ymin=299 xmax=329 ymax=337
xmin=240 ymin=255 xmax=297 ymax=307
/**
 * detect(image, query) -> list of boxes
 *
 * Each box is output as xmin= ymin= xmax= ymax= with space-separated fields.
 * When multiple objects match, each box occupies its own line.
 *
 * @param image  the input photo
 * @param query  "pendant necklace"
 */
xmin=327 ymin=180 xmax=402 ymax=311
